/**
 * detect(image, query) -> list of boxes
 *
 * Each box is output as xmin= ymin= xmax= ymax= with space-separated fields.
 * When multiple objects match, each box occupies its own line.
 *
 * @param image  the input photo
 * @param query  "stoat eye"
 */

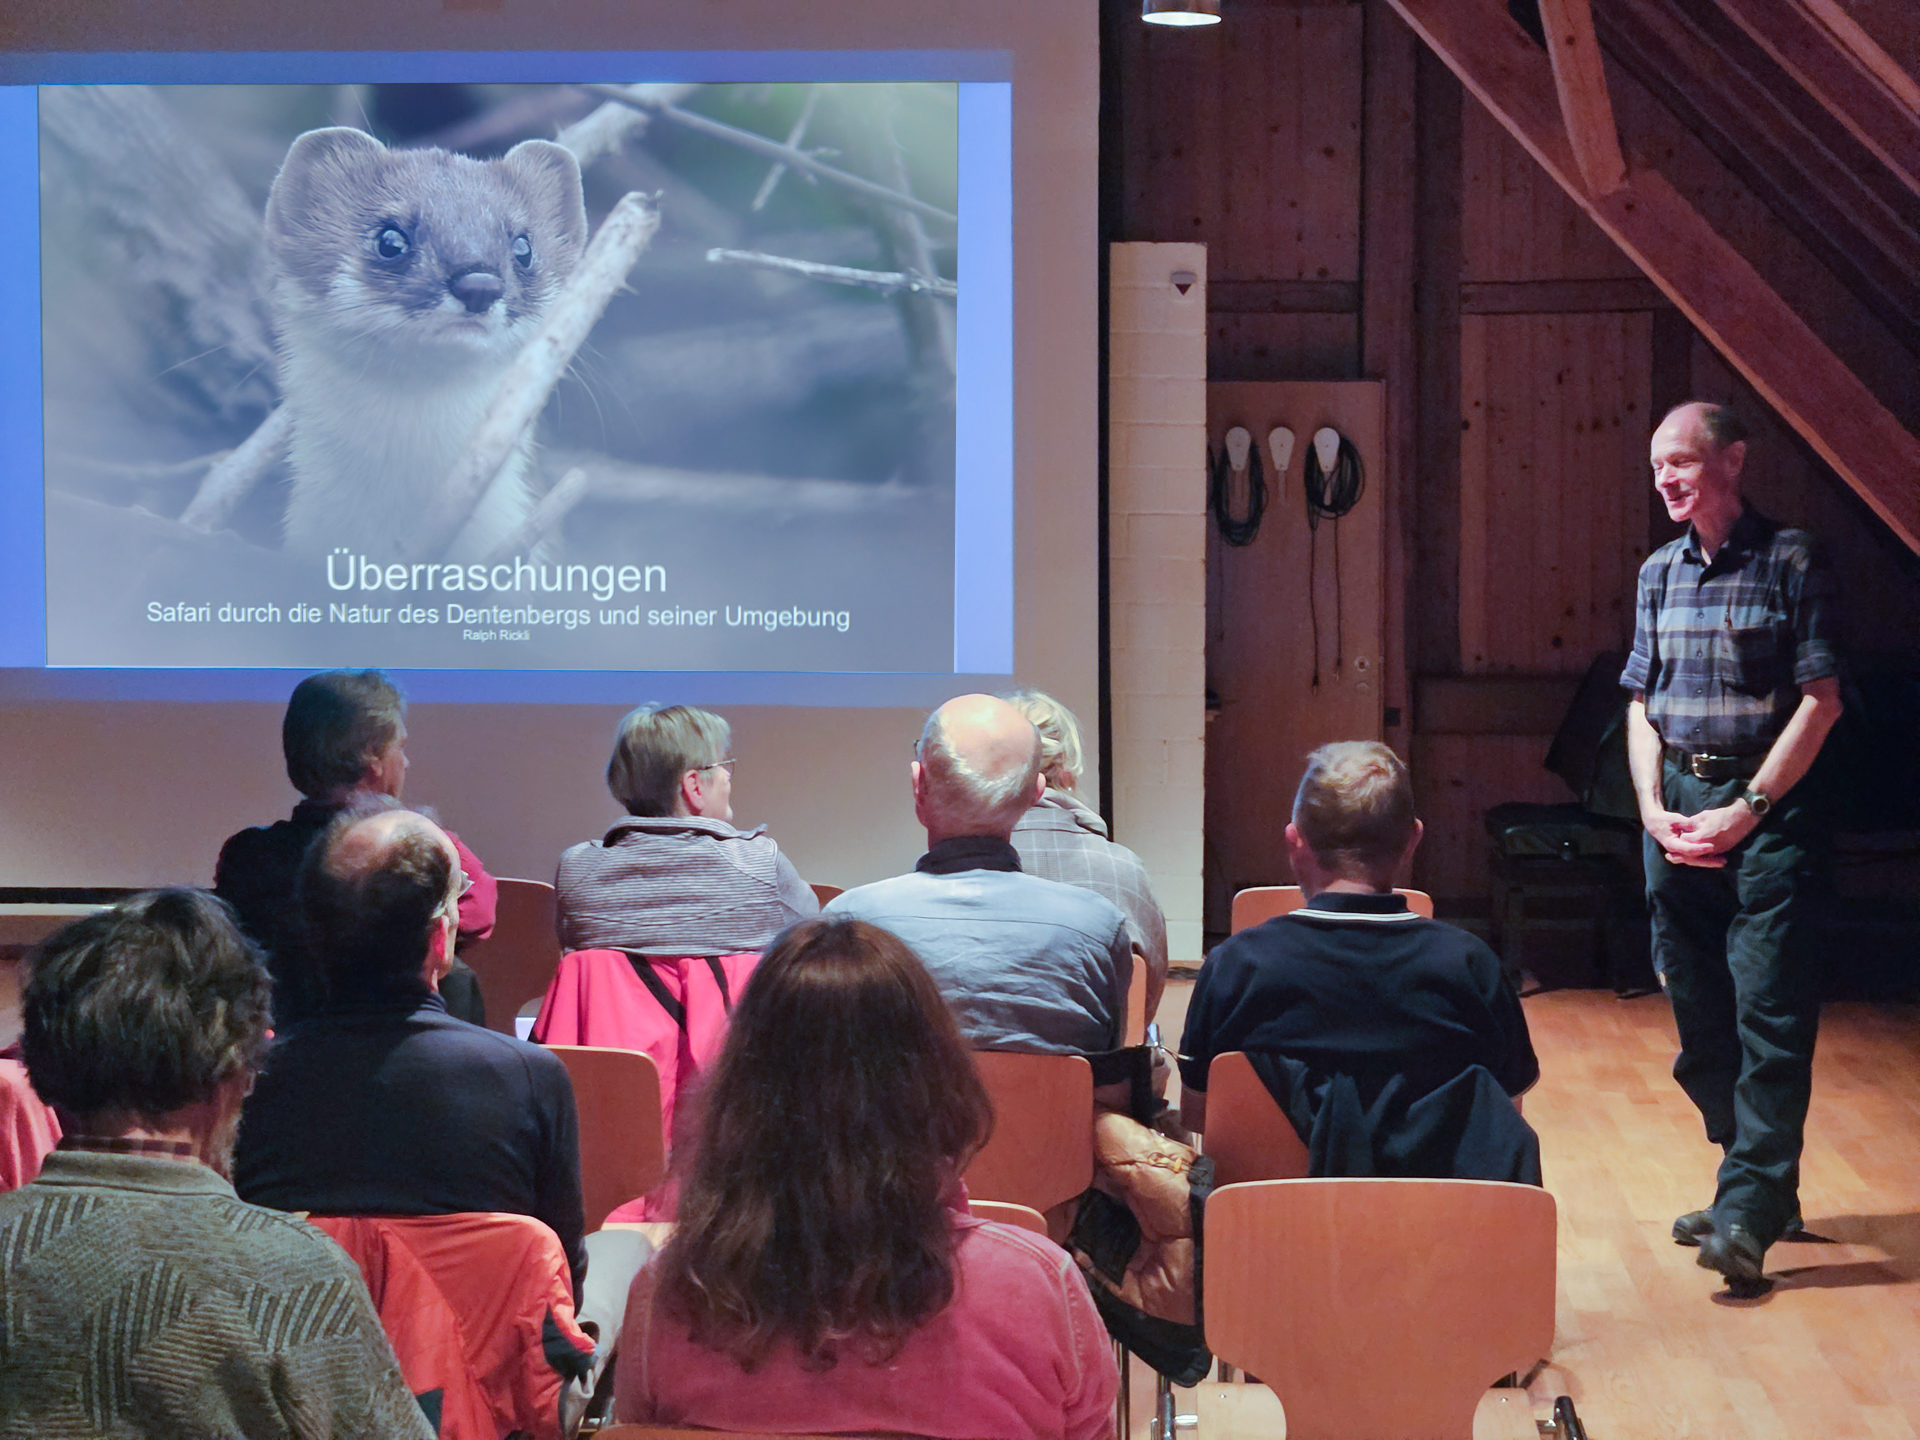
xmin=375 ymin=226 xmax=410 ymax=260
xmin=512 ymin=234 xmax=533 ymax=270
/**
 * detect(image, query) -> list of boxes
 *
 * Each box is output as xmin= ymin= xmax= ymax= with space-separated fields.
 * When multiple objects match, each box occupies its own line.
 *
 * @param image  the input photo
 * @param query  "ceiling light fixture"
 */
xmin=1143 ymin=0 xmax=1221 ymax=26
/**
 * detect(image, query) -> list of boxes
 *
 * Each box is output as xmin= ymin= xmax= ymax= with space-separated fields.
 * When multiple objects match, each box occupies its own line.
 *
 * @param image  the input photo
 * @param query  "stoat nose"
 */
xmin=449 ymin=269 xmax=504 ymax=315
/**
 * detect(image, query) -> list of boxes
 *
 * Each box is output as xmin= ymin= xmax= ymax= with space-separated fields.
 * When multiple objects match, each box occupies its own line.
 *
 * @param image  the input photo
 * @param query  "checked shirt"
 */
xmin=1620 ymin=507 xmax=1838 ymax=755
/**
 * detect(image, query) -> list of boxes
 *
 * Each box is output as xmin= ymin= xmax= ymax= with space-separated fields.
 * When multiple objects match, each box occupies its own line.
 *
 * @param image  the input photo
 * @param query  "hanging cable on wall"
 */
xmin=1209 ymin=425 xmax=1266 ymax=546
xmin=1302 ymin=425 xmax=1364 ymax=690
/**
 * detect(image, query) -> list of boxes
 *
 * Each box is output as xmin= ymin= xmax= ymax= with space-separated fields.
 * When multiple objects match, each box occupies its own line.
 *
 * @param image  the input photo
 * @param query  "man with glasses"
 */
xmin=234 ymin=800 xmax=619 ymax=1305
xmin=556 ymin=704 xmax=817 ymax=958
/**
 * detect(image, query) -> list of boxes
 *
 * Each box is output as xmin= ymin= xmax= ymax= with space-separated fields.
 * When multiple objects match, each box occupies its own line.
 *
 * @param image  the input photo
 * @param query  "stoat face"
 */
xmin=265 ymin=127 xmax=589 ymax=370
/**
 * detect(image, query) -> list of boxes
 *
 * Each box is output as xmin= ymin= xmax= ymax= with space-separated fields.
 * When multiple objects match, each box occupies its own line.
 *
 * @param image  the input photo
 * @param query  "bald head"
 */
xmin=299 ymin=800 xmax=459 ymax=1002
xmin=913 ymin=694 xmax=1045 ymax=843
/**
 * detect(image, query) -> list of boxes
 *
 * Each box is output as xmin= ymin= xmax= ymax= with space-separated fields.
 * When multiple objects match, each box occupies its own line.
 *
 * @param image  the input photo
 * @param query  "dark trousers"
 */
xmin=1645 ymin=757 xmax=1822 ymax=1248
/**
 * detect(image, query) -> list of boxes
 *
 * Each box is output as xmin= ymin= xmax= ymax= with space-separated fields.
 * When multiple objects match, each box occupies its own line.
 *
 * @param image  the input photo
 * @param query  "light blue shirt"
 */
xmin=828 ymin=863 xmax=1133 ymax=1054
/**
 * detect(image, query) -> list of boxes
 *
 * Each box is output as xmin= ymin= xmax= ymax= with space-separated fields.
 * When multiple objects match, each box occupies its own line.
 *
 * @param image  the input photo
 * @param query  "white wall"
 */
xmin=0 ymin=0 xmax=1099 ymax=892
xmin=1107 ymin=243 xmax=1208 ymax=962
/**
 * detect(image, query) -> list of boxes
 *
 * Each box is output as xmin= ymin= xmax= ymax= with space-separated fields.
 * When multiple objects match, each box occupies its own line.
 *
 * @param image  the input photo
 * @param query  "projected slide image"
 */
xmin=39 ymin=79 xmax=961 ymax=671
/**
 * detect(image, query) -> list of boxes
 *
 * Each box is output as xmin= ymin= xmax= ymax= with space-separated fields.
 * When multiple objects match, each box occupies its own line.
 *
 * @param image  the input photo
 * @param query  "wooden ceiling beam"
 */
xmin=1538 ymin=0 xmax=1626 ymax=196
xmin=1712 ymin=0 xmax=1920 ymax=194
xmin=1384 ymin=0 xmax=1920 ymax=554
xmin=1598 ymin=0 xmax=1920 ymax=349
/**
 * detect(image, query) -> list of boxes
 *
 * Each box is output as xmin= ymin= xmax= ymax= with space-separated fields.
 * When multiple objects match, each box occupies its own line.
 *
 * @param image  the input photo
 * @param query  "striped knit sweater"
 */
xmin=0 ymin=1150 xmax=431 ymax=1439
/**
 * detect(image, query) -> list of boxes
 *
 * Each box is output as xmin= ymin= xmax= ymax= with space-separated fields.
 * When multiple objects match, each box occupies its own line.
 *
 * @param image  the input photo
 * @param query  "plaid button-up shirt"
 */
xmin=1010 ymin=790 xmax=1169 ymax=986
xmin=1619 ymin=507 xmax=1839 ymax=755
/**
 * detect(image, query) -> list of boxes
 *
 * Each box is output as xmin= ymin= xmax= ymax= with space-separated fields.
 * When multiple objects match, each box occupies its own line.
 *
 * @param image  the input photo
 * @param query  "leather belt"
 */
xmin=1675 ymin=751 xmax=1763 ymax=782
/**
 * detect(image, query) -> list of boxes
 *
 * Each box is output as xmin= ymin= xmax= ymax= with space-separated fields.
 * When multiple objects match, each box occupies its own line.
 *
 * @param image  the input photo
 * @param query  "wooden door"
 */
xmin=1204 ymin=380 xmax=1386 ymax=939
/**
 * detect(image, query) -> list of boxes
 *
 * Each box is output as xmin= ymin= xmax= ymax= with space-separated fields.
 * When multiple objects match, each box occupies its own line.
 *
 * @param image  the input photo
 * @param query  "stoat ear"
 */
xmin=501 ymin=139 xmax=589 ymax=264
xmin=265 ymin=127 xmax=389 ymax=259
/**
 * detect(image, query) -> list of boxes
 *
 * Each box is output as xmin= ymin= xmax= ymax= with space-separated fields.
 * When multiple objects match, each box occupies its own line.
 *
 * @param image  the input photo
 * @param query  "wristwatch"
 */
xmin=1741 ymin=786 xmax=1773 ymax=818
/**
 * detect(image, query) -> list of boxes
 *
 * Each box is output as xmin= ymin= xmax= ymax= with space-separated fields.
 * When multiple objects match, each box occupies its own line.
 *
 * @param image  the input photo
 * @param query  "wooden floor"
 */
xmin=1145 ymin=982 xmax=1920 ymax=1438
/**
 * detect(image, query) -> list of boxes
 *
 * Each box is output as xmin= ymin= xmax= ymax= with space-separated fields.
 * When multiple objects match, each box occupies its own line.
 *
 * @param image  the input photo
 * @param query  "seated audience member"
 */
xmin=235 ymin=802 xmax=647 ymax=1319
xmin=615 ymin=916 xmax=1116 ymax=1440
xmin=1005 ymin=688 xmax=1170 ymax=1019
xmin=1179 ymin=742 xmax=1541 ymax=1182
xmin=827 ymin=694 xmax=1133 ymax=1055
xmin=0 ymin=890 xmax=430 ymax=1438
xmin=555 ymin=704 xmax=816 ymax=955
xmin=215 ymin=668 xmax=493 ymax=1026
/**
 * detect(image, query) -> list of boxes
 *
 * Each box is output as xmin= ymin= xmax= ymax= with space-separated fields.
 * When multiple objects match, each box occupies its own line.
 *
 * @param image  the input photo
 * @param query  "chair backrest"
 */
xmin=809 ymin=882 xmax=844 ymax=906
xmin=1230 ymin=885 xmax=1435 ymax=932
xmin=545 ymin=1045 xmax=668 ymax=1231
xmin=1205 ymin=1178 xmax=1556 ymax=1440
xmin=312 ymin=1211 xmax=595 ymax=1440
xmin=0 ymin=1058 xmax=60 ymax=1193
xmin=967 ymin=1198 xmax=1050 ymax=1236
xmin=963 ymin=1051 xmax=1095 ymax=1215
xmin=465 ymin=878 xmax=562 ymax=1035
xmin=1203 ymin=1051 xmax=1309 ymax=1185
xmin=1124 ymin=955 xmax=1148 ymax=1045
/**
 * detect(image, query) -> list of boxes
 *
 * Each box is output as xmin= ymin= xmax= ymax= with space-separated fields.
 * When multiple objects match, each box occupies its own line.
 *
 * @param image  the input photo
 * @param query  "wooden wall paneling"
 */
xmin=1410 ymin=734 xmax=1569 ymax=899
xmin=1458 ymin=315 xmax=1490 ymax=674
xmin=1460 ymin=278 xmax=1669 ymax=312
xmin=1291 ymin=5 xmax=1366 ymax=283
xmin=1462 ymin=102 xmax=1643 ymax=284
xmin=1460 ymin=313 xmax=1653 ymax=676
xmin=1207 ymin=312 xmax=1360 ymax=381
xmin=1412 ymin=49 xmax=1464 ymax=674
xmin=1203 ymin=381 xmax=1387 ymax=928
xmin=1118 ymin=14 xmax=1226 ymax=243
xmin=1361 ymin=0 xmax=1421 ymax=744
xmin=1648 ymin=308 xmax=1694 ymax=549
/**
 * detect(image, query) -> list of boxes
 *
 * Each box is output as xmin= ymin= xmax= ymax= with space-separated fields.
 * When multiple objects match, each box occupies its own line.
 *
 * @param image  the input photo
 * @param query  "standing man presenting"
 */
xmin=1623 ymin=401 xmax=1844 ymax=1294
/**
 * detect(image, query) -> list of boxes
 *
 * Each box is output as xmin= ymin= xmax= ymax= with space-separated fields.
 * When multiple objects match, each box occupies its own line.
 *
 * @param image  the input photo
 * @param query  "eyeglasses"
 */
xmin=696 ymin=758 xmax=738 ymax=774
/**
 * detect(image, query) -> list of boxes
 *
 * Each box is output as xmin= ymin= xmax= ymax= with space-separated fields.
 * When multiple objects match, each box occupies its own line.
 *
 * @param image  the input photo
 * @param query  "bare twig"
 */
xmin=577 ymin=84 xmax=957 ymax=227
xmin=414 ymin=191 xmax=663 ymax=562
xmin=56 ymin=450 xmax=235 ymax=483
xmin=554 ymin=83 xmax=699 ymax=168
xmin=179 ymin=405 xmax=293 ymax=532
xmin=477 ymin=467 xmax=589 ymax=565
xmin=706 ymin=247 xmax=958 ymax=300
xmin=751 ymin=86 xmax=821 ymax=212
xmin=871 ymin=114 xmax=956 ymax=380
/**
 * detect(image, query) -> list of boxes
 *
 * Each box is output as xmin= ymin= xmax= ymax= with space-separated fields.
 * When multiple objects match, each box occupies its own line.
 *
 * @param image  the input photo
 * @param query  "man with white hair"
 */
xmin=826 ymin=694 xmax=1134 ymax=1055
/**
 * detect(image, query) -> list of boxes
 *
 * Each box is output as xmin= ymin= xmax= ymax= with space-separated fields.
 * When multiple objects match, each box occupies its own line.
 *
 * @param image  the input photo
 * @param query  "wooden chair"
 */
xmin=809 ymin=882 xmax=843 ymax=906
xmin=962 ymin=1052 xmax=1095 ymax=1218
xmin=1124 ymin=956 xmax=1148 ymax=1046
xmin=545 ymin=1046 xmax=668 ymax=1232
xmin=465 ymin=878 xmax=562 ymax=1036
xmin=1203 ymin=1178 xmax=1557 ymax=1440
xmin=1230 ymin=884 xmax=1434 ymax=933
xmin=1202 ymin=1050 xmax=1309 ymax=1186
xmin=966 ymin=1198 xmax=1050 ymax=1236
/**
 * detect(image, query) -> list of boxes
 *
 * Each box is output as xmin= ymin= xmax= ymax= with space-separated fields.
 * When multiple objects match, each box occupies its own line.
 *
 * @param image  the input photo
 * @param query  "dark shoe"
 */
xmin=1697 ymin=1224 xmax=1768 ymax=1295
xmin=1671 ymin=1209 xmax=1715 ymax=1247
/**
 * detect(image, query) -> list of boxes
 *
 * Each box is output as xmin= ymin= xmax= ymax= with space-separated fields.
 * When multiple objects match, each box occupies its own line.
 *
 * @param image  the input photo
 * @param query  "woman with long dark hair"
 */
xmin=613 ymin=916 xmax=1115 ymax=1439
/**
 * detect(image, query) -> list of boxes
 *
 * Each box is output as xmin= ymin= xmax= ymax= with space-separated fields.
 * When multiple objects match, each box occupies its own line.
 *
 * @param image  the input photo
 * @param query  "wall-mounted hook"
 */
xmin=1267 ymin=426 xmax=1295 ymax=479
xmin=1224 ymin=425 xmax=1251 ymax=472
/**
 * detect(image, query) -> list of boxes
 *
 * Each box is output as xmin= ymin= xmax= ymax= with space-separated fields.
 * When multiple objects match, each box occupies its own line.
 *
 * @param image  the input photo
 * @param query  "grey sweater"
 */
xmin=0 ymin=1150 xmax=432 ymax=1440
